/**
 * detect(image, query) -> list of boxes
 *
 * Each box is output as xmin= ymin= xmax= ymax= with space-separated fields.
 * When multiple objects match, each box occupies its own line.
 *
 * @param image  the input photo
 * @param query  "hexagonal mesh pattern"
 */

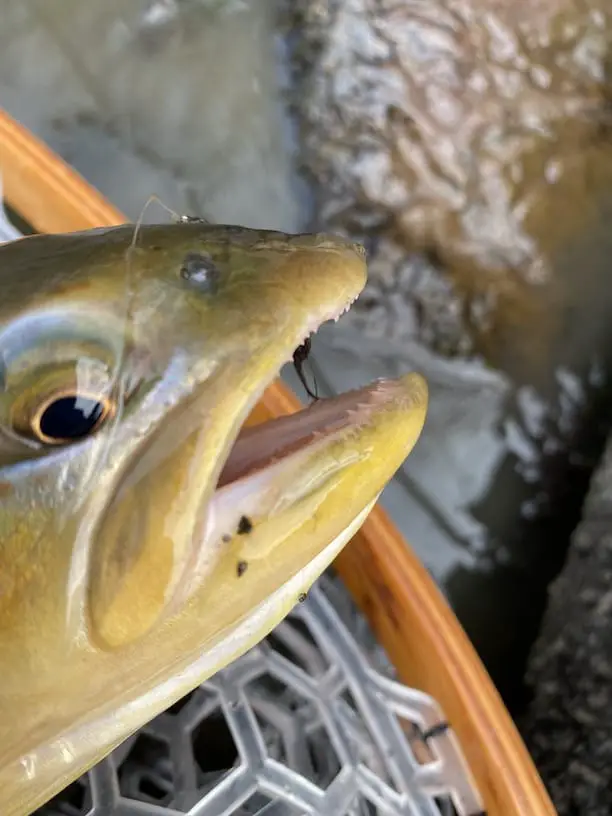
xmin=35 ymin=580 xmax=484 ymax=816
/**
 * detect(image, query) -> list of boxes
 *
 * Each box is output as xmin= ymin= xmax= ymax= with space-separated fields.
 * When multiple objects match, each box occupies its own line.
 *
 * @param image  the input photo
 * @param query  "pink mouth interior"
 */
xmin=217 ymin=379 xmax=394 ymax=489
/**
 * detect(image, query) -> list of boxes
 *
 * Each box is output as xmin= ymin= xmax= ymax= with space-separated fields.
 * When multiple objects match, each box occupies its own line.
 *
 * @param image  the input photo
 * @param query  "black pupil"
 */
xmin=39 ymin=396 xmax=105 ymax=441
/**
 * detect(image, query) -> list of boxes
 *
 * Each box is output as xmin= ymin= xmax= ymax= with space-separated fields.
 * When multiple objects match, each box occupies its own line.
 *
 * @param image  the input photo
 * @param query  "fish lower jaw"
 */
xmin=217 ymin=375 xmax=421 ymax=490
xmin=199 ymin=373 xmax=426 ymax=559
xmin=217 ymin=497 xmax=378 ymax=642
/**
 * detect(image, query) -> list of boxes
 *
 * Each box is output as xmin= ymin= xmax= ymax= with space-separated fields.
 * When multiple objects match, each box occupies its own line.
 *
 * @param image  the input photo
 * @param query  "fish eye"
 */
xmin=30 ymin=390 xmax=114 ymax=445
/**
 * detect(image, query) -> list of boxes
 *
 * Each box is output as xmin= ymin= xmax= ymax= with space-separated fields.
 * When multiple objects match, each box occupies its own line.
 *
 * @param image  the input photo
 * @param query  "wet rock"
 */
xmin=0 ymin=0 xmax=303 ymax=230
xmin=284 ymin=0 xmax=612 ymax=376
xmin=521 ymin=433 xmax=612 ymax=814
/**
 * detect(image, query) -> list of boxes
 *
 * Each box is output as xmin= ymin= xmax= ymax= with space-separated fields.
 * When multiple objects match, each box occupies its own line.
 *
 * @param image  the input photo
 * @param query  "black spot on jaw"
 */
xmin=236 ymin=560 xmax=248 ymax=577
xmin=298 ymin=592 xmax=307 ymax=603
xmin=237 ymin=515 xmax=253 ymax=535
xmin=222 ymin=534 xmax=232 ymax=544
xmin=180 ymin=252 xmax=220 ymax=293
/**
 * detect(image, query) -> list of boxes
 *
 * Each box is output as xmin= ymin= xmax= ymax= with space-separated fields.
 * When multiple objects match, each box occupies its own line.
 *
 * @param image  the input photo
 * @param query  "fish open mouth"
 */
xmin=216 ymin=375 xmax=399 ymax=489
xmin=208 ymin=273 xmax=368 ymax=493
xmin=212 ymin=298 xmax=425 ymax=501
xmin=181 ymin=266 xmax=425 ymax=606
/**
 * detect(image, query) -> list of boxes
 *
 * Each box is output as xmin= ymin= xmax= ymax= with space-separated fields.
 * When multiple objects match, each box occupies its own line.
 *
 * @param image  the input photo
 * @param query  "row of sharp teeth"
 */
xmin=292 ymin=291 xmax=360 ymax=367
xmin=335 ymin=292 xmax=359 ymax=322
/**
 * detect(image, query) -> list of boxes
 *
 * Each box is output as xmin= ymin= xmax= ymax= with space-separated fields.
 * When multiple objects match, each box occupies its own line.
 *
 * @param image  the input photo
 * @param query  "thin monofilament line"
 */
xmin=76 ymin=198 xmax=156 ymax=497
xmin=78 ymin=197 xmax=197 ymax=497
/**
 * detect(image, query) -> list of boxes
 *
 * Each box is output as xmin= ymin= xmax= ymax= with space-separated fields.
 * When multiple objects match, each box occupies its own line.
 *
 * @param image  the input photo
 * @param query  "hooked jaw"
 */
xmin=208 ymin=235 xmax=425 ymax=499
xmin=179 ymin=235 xmax=428 ymax=613
xmin=202 ymin=234 xmax=428 ymax=561
xmin=207 ymin=372 xmax=428 ymax=556
xmin=199 ymin=350 xmax=428 ymax=610
xmin=217 ymin=377 xmax=426 ymax=491
xmin=207 ymin=237 xmax=427 ymax=542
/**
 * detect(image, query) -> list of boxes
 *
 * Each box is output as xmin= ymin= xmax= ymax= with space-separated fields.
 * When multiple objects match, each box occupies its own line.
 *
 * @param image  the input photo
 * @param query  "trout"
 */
xmin=0 ymin=222 xmax=427 ymax=814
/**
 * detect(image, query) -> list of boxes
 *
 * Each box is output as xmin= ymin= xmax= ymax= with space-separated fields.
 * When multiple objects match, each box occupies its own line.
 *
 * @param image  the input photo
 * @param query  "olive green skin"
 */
xmin=0 ymin=223 xmax=427 ymax=815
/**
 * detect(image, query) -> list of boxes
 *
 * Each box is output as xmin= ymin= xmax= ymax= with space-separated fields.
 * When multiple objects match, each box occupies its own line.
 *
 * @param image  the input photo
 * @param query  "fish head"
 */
xmin=0 ymin=222 xmax=427 ymax=812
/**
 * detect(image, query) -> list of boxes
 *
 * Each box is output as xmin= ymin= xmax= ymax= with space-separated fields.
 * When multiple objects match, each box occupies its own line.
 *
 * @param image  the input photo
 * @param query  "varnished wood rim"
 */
xmin=0 ymin=108 xmax=555 ymax=815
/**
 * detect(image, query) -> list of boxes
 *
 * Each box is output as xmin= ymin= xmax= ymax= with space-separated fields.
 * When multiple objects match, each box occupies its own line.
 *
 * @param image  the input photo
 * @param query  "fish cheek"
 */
xmin=87 ymin=482 xmax=177 ymax=650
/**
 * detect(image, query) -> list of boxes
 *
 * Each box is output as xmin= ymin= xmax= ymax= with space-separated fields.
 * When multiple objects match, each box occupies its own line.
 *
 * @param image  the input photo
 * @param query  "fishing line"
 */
xmin=83 ymin=196 xmax=211 ymax=498
xmin=80 ymin=194 xmax=174 ymax=494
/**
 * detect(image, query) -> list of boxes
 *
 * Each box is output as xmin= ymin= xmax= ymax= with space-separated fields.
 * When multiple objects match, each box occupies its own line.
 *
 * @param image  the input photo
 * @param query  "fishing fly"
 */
xmin=292 ymin=337 xmax=319 ymax=402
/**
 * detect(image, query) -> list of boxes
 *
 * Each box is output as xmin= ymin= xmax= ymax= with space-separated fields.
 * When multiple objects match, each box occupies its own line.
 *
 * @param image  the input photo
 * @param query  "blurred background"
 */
xmin=2 ymin=0 xmax=612 ymax=722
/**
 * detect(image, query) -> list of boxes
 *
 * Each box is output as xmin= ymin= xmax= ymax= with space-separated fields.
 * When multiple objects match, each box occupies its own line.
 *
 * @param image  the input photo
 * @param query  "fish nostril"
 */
xmin=180 ymin=252 xmax=220 ymax=294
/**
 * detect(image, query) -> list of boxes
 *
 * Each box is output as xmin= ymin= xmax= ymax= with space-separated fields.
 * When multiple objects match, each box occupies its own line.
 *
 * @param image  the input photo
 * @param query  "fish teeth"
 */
xmin=325 ymin=294 xmax=358 ymax=325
